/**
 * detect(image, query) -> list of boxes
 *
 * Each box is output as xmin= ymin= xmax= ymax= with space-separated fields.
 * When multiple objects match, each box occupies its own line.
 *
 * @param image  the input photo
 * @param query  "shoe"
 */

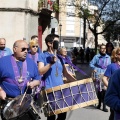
xmin=102 ymin=108 xmax=108 ymax=112
xmin=96 ymin=105 xmax=101 ymax=109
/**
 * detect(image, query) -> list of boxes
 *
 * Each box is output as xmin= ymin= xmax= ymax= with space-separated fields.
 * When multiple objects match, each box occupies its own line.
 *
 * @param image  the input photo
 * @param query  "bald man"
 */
xmin=0 ymin=40 xmax=41 ymax=119
xmin=0 ymin=38 xmax=12 ymax=58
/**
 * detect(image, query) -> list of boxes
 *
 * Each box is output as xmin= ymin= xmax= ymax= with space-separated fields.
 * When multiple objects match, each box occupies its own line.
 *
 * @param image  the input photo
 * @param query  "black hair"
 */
xmin=106 ymin=42 xmax=114 ymax=56
xmin=106 ymin=42 xmax=114 ymax=50
xmin=31 ymin=35 xmax=38 ymax=40
xmin=45 ymin=34 xmax=59 ymax=45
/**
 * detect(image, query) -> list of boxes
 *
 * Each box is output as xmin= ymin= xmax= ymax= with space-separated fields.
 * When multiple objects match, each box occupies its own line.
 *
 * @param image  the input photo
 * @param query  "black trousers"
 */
xmin=97 ymin=89 xmax=106 ymax=109
xmin=47 ymin=112 xmax=67 ymax=120
xmin=1 ymin=112 xmax=6 ymax=120
xmin=109 ymin=108 xmax=114 ymax=120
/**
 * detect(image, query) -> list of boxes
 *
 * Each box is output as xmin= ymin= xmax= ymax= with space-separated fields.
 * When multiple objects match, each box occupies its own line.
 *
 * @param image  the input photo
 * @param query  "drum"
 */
xmin=63 ymin=64 xmax=76 ymax=83
xmin=3 ymin=94 xmax=40 ymax=120
xmin=43 ymin=78 xmax=98 ymax=116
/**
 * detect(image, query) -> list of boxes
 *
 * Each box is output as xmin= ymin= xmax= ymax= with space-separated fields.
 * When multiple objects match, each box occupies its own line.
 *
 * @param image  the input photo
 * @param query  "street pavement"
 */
xmin=0 ymin=63 xmax=110 ymax=120
xmin=40 ymin=105 xmax=110 ymax=120
xmin=75 ymin=63 xmax=92 ymax=80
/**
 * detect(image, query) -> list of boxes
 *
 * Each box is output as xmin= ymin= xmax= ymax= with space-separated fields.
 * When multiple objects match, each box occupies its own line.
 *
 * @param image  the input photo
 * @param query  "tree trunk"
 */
xmin=83 ymin=17 xmax=86 ymax=49
xmin=94 ymin=34 xmax=98 ymax=54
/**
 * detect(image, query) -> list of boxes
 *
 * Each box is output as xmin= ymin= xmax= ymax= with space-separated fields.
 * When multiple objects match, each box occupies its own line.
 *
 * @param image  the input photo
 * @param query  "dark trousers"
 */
xmin=109 ymin=108 xmax=114 ymax=120
xmin=47 ymin=112 xmax=67 ymax=120
xmin=97 ymin=89 xmax=107 ymax=109
xmin=1 ymin=113 xmax=6 ymax=120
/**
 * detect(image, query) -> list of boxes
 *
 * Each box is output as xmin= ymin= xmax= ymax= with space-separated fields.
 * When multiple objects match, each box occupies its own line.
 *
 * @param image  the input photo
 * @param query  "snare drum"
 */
xmin=43 ymin=78 xmax=98 ymax=116
xmin=3 ymin=94 xmax=40 ymax=120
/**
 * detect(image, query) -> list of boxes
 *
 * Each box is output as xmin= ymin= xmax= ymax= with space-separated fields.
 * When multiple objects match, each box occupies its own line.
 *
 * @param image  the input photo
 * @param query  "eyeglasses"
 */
xmin=21 ymin=48 xmax=29 ymax=52
xmin=32 ymin=46 xmax=38 ymax=48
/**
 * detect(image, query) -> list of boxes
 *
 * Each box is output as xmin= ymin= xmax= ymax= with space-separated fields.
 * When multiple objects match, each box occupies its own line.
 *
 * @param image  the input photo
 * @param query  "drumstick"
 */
xmin=19 ymin=86 xmax=28 ymax=106
xmin=54 ymin=50 xmax=57 ymax=56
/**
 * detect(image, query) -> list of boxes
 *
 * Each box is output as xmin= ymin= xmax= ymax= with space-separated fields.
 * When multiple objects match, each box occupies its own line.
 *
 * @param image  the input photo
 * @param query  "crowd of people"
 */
xmin=0 ymin=34 xmax=120 ymax=120
xmin=72 ymin=46 xmax=95 ymax=63
xmin=0 ymin=34 xmax=77 ymax=120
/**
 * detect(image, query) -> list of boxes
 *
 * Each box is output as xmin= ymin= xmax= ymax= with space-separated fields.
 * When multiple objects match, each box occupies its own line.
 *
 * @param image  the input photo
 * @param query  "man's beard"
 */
xmin=0 ymin=47 xmax=5 ymax=50
xmin=100 ymin=52 xmax=106 ymax=56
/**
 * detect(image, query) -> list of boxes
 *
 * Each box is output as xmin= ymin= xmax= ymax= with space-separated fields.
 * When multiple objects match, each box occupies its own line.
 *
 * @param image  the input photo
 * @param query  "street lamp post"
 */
xmin=59 ymin=23 xmax=62 ymax=47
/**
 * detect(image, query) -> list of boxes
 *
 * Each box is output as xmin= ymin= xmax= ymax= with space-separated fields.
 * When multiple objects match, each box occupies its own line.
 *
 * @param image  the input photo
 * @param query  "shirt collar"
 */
xmin=98 ymin=53 xmax=109 ymax=58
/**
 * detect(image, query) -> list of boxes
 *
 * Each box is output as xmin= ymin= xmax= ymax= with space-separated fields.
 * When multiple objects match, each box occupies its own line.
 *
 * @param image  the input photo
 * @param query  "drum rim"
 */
xmin=3 ymin=99 xmax=14 ymax=115
xmin=3 ymin=94 xmax=32 ymax=119
xmin=45 ymin=78 xmax=93 ymax=93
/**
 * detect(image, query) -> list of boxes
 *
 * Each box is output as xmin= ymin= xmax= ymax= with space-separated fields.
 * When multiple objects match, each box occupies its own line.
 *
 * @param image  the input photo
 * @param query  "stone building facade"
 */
xmin=0 ymin=0 xmax=39 ymax=50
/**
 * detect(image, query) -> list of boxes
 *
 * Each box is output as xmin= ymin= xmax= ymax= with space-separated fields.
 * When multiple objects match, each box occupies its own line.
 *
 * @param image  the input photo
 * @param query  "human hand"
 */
xmin=50 ymin=56 xmax=57 ymax=65
xmin=27 ymin=82 xmax=35 ymax=89
xmin=27 ymin=80 xmax=40 ymax=89
xmin=93 ymin=70 xmax=97 ymax=73
xmin=0 ymin=88 xmax=6 ymax=100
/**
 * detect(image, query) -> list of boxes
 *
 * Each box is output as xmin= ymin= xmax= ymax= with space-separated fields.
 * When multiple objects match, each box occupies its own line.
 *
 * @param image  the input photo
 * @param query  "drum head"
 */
xmin=3 ymin=94 xmax=32 ymax=120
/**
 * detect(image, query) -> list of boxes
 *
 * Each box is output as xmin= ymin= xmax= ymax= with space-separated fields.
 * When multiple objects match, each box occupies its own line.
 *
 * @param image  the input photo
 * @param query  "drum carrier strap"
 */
xmin=57 ymin=55 xmax=90 ymax=77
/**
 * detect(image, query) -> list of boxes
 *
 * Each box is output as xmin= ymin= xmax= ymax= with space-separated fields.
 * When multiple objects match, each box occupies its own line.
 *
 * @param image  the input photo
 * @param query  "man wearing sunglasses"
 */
xmin=0 ymin=38 xmax=12 ymax=58
xmin=0 ymin=40 xmax=41 ymax=119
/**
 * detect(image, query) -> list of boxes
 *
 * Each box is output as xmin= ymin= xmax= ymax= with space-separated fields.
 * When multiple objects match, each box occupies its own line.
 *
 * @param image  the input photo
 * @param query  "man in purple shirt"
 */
xmin=90 ymin=44 xmax=111 ymax=112
xmin=0 ymin=40 xmax=41 ymax=120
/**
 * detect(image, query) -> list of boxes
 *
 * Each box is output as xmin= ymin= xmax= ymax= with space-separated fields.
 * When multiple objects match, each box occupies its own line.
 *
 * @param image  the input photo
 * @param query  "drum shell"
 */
xmin=2 ymin=94 xmax=40 ymax=120
xmin=43 ymin=78 xmax=98 ymax=116
xmin=7 ymin=107 xmax=39 ymax=120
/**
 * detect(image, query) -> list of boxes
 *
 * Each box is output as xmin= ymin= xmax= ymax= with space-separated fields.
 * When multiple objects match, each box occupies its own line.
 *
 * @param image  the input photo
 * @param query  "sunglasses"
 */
xmin=21 ymin=48 xmax=29 ymax=52
xmin=32 ymin=46 xmax=38 ymax=48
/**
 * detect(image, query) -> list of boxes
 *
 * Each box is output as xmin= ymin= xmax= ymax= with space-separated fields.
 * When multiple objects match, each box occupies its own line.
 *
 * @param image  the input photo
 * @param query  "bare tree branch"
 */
xmin=98 ymin=19 xmax=120 ymax=34
xmin=95 ymin=0 xmax=111 ymax=26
